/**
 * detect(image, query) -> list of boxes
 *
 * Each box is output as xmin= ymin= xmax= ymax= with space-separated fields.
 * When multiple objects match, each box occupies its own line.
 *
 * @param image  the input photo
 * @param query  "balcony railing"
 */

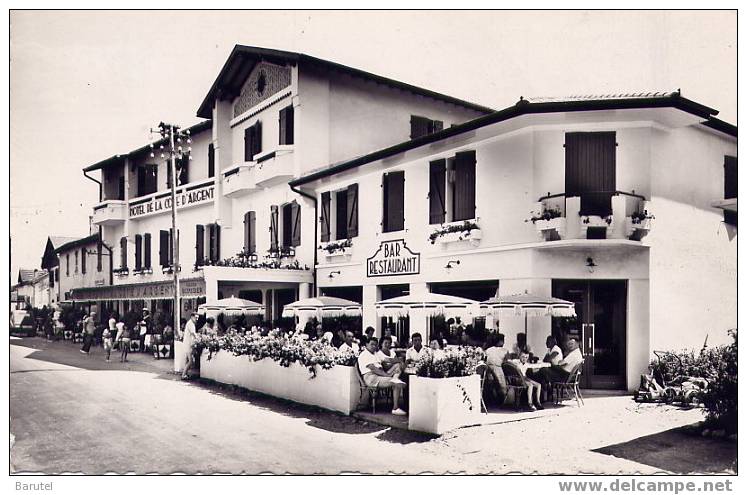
xmin=91 ymin=199 xmax=127 ymax=225
xmin=254 ymin=146 xmax=294 ymax=187
xmin=531 ymin=190 xmax=651 ymax=241
xmin=223 ymin=164 xmax=258 ymax=197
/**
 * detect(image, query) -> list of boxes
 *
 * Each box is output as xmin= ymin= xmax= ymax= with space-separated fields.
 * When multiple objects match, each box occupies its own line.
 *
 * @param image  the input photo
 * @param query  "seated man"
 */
xmin=537 ymin=338 xmax=583 ymax=385
xmin=338 ymin=330 xmax=360 ymax=354
xmin=511 ymin=351 xmax=544 ymax=411
xmin=405 ymin=332 xmax=429 ymax=367
xmin=511 ymin=332 xmax=533 ymax=359
xmin=484 ymin=333 xmax=509 ymax=403
xmin=358 ymin=338 xmax=407 ymax=416
xmin=359 ymin=326 xmax=375 ymax=347
xmin=383 ymin=327 xmax=398 ymax=347
xmin=376 ymin=336 xmax=404 ymax=374
xmin=542 ymin=335 xmax=563 ymax=365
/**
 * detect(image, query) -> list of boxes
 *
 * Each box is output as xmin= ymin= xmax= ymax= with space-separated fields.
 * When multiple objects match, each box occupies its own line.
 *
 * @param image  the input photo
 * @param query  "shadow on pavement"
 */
xmin=593 ymin=425 xmax=737 ymax=474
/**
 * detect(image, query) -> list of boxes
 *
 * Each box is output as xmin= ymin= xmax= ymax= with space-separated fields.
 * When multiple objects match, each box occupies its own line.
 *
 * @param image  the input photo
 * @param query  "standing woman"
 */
xmin=115 ymin=320 xmax=131 ymax=363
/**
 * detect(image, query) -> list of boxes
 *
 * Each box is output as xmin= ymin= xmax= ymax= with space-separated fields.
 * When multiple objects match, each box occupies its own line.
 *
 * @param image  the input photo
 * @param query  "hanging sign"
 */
xmin=71 ymin=277 xmax=206 ymax=301
xmin=367 ymin=239 xmax=420 ymax=278
xmin=129 ymin=181 xmax=215 ymax=219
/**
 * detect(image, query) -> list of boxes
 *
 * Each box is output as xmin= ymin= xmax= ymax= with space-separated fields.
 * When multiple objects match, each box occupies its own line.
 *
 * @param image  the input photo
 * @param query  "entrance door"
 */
xmin=565 ymin=132 xmax=616 ymax=217
xmin=552 ymin=280 xmax=627 ymax=389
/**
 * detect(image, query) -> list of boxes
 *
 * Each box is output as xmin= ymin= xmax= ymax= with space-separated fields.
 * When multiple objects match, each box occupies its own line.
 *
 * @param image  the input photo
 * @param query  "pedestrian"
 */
xmin=80 ymin=311 xmax=96 ymax=354
xmin=115 ymin=320 xmax=131 ymax=362
xmin=102 ymin=325 xmax=113 ymax=362
xmin=181 ymin=312 xmax=199 ymax=380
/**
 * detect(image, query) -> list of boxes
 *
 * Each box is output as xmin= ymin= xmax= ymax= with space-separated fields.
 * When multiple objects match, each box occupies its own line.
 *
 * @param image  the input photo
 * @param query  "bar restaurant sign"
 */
xmin=129 ymin=182 xmax=215 ymax=218
xmin=367 ymin=240 xmax=420 ymax=277
xmin=72 ymin=278 xmax=206 ymax=301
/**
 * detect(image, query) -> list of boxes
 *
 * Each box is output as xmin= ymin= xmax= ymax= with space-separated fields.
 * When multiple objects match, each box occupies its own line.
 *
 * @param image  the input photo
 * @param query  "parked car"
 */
xmin=10 ymin=309 xmax=35 ymax=337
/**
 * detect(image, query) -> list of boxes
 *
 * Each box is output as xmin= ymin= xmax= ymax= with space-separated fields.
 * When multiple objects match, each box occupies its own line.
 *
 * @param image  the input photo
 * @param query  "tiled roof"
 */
xmin=49 ymin=236 xmax=80 ymax=250
xmin=54 ymin=233 xmax=100 ymax=254
xmin=522 ymin=92 xmax=678 ymax=104
xmin=17 ymin=269 xmax=36 ymax=284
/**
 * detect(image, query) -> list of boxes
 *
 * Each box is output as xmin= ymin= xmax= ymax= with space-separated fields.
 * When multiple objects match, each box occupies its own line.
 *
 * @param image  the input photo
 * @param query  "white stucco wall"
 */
xmin=57 ymin=239 xmax=112 ymax=300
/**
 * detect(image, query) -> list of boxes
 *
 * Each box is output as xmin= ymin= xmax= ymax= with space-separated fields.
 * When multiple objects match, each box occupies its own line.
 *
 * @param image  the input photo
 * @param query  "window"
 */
xmin=159 ymin=230 xmax=171 ymax=267
xmin=279 ymin=105 xmax=294 ymax=145
xmin=135 ymin=234 xmax=142 ymax=270
xmin=382 ymin=171 xmax=405 ymax=232
xmin=410 ymin=115 xmax=443 ymax=139
xmin=451 ymin=150 xmax=477 ymax=221
xmin=321 ymin=184 xmax=359 ymax=242
xmin=81 ymin=247 xmax=86 ymax=274
xmin=118 ymin=176 xmax=125 ymax=200
xmin=208 ymin=143 xmax=215 ymax=178
xmin=724 ymin=155 xmax=737 ymax=227
xmin=74 ymin=251 xmax=78 ymax=274
xmin=281 ymin=202 xmax=301 ymax=248
xmin=49 ymin=269 xmax=55 ymax=288
xmin=137 ymin=164 xmax=158 ymax=196
xmin=120 ymin=237 xmax=128 ymax=269
xmin=144 ymin=233 xmax=151 ymax=269
xmin=244 ymin=121 xmax=262 ymax=161
xmin=208 ymin=224 xmax=221 ymax=262
xmin=243 ymin=211 xmax=256 ymax=254
xmin=66 ymin=254 xmax=70 ymax=276
xmin=167 ymin=157 xmax=190 ymax=188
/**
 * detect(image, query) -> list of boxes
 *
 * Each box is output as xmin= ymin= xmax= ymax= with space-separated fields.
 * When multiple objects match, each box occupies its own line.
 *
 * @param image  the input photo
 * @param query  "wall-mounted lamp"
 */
xmin=586 ymin=257 xmax=597 ymax=273
xmin=445 ymin=260 xmax=461 ymax=269
xmin=328 ymin=270 xmax=341 ymax=279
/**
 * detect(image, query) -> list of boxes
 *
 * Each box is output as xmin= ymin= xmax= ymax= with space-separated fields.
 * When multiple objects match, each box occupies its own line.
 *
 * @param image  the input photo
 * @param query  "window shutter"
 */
xmin=169 ymin=228 xmax=174 ymax=266
xmin=208 ymin=143 xmax=215 ymax=178
xmin=429 ymin=159 xmax=446 ymax=224
xmin=81 ymin=248 xmax=86 ymax=274
xmin=384 ymin=171 xmax=405 ymax=232
xmin=346 ymin=183 xmax=359 ymax=238
xmin=166 ymin=160 xmax=173 ymax=189
xmin=244 ymin=126 xmax=254 ymax=161
xmin=410 ymin=115 xmax=430 ymax=139
xmin=291 ymin=202 xmax=301 ymax=247
xmin=159 ymin=230 xmax=169 ymax=267
xmin=270 ymin=205 xmax=279 ymax=250
xmin=144 ymin=233 xmax=151 ymax=269
xmin=208 ymin=224 xmax=220 ymax=262
xmin=249 ymin=211 xmax=256 ymax=254
xmin=97 ymin=239 xmax=102 ymax=272
xmin=120 ymin=237 xmax=128 ymax=268
xmin=432 ymin=120 xmax=444 ymax=133
xmin=279 ymin=107 xmax=287 ymax=145
xmin=253 ymin=121 xmax=263 ymax=157
xmin=178 ymin=156 xmax=189 ymax=185
xmin=320 ymin=192 xmax=331 ymax=242
xmin=453 ymin=151 xmax=476 ymax=221
xmin=243 ymin=212 xmax=251 ymax=254
xmin=279 ymin=105 xmax=294 ymax=145
xmin=196 ymin=225 xmax=205 ymax=266
xmin=135 ymin=234 xmax=142 ymax=270
xmin=725 ymin=156 xmax=737 ymax=199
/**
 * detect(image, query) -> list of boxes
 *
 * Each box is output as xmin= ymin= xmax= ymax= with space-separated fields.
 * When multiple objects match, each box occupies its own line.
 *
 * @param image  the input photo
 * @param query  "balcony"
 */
xmin=711 ymin=198 xmax=737 ymax=213
xmin=531 ymin=191 xmax=651 ymax=242
xmin=91 ymin=199 xmax=127 ymax=225
xmin=223 ymin=164 xmax=258 ymax=197
xmin=253 ymin=146 xmax=295 ymax=187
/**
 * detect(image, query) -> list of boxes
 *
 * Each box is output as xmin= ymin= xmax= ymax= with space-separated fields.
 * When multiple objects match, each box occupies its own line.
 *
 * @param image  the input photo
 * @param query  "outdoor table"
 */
xmin=526 ymin=362 xmax=551 ymax=370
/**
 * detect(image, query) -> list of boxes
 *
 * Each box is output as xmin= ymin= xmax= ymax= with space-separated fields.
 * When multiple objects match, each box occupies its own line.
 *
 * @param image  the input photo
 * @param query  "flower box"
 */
xmin=625 ymin=217 xmax=652 ymax=241
xmin=199 ymin=351 xmax=361 ymax=414
xmin=320 ymin=240 xmax=353 ymax=259
xmin=435 ymin=228 xmax=482 ymax=246
xmin=534 ymin=217 xmax=566 ymax=241
xmin=408 ymin=374 xmax=482 ymax=435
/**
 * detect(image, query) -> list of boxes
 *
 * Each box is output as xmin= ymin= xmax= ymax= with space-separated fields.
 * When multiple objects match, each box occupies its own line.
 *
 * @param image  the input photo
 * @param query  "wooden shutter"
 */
xmin=725 ymin=156 xmax=737 ymax=199
xmin=168 ymin=228 xmax=174 ymax=266
xmin=270 ymin=205 xmax=279 ymax=250
xmin=453 ymin=151 xmax=476 ymax=221
xmin=208 ymin=224 xmax=220 ymax=262
xmin=320 ymin=192 xmax=331 ymax=242
xmin=430 ymin=120 xmax=444 ymax=133
xmin=97 ymin=239 xmax=102 ymax=272
xmin=166 ymin=160 xmax=173 ymax=189
xmin=178 ymin=156 xmax=189 ymax=185
xmin=135 ymin=234 xmax=142 ymax=270
xmin=196 ymin=225 xmax=204 ymax=265
xmin=291 ymin=202 xmax=301 ymax=247
xmin=253 ymin=121 xmax=263 ymax=157
xmin=565 ymin=132 xmax=616 ymax=216
xmin=244 ymin=126 xmax=254 ymax=161
xmin=384 ymin=171 xmax=405 ymax=232
xmin=429 ymin=159 xmax=446 ymax=224
xmin=120 ymin=237 xmax=127 ymax=268
xmin=346 ymin=183 xmax=359 ymax=238
xmin=208 ymin=143 xmax=215 ymax=178
xmin=144 ymin=233 xmax=151 ymax=269
xmin=81 ymin=247 xmax=86 ymax=274
xmin=279 ymin=107 xmax=287 ymax=145
xmin=243 ymin=213 xmax=251 ymax=253
xmin=279 ymin=105 xmax=294 ymax=145
xmin=410 ymin=115 xmax=430 ymax=139
xmin=159 ymin=230 xmax=169 ymax=267
xmin=248 ymin=211 xmax=256 ymax=254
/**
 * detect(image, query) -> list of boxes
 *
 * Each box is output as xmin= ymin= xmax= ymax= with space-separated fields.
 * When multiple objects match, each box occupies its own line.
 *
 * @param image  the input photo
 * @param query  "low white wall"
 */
xmin=199 ymin=351 xmax=361 ymax=414
xmin=173 ymin=340 xmax=185 ymax=374
xmin=408 ymin=374 xmax=482 ymax=435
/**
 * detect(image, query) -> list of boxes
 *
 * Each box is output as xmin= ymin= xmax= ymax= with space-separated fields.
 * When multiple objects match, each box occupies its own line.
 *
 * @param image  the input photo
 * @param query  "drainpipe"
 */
xmin=289 ymin=183 xmax=318 ymax=296
xmin=83 ymin=170 xmax=113 ymax=285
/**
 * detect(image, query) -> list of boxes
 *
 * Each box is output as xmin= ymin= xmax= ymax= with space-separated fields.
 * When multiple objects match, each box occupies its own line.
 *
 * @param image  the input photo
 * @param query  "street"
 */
xmin=10 ymin=338 xmax=735 ymax=474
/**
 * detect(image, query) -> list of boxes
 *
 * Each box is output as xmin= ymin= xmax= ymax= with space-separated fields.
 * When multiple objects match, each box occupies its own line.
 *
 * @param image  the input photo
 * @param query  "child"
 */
xmin=115 ymin=321 xmax=131 ymax=363
xmin=511 ymin=351 xmax=544 ymax=411
xmin=102 ymin=326 xmax=113 ymax=362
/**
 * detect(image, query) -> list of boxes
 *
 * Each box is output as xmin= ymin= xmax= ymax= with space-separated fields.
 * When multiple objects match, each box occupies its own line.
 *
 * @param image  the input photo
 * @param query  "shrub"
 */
xmin=414 ymin=346 xmax=485 ymax=378
xmin=700 ymin=329 xmax=738 ymax=434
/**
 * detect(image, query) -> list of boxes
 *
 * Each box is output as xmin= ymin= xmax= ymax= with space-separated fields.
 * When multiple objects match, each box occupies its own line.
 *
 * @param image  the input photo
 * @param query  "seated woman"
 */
xmin=429 ymin=339 xmax=446 ymax=360
xmin=376 ymin=336 xmax=404 ymax=375
xmin=510 ymin=351 xmax=544 ymax=411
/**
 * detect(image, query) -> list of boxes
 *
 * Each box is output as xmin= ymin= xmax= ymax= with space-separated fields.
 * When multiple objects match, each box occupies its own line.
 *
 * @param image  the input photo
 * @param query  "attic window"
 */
xmin=256 ymin=72 xmax=267 ymax=95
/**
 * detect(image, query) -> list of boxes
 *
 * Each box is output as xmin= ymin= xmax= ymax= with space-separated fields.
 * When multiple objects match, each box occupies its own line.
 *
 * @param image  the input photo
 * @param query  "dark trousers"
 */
xmin=536 ymin=366 xmax=570 ymax=386
xmin=81 ymin=333 xmax=94 ymax=352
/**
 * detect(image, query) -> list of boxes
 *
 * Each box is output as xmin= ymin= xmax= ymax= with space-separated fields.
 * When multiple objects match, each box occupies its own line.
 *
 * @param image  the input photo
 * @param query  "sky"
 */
xmin=8 ymin=10 xmax=737 ymax=283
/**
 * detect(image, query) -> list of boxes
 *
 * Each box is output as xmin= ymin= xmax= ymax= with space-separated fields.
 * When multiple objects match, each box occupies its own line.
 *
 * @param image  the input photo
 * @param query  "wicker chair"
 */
xmin=553 ymin=361 xmax=585 ymax=406
xmin=502 ymin=362 xmax=529 ymax=410
xmin=355 ymin=361 xmax=391 ymax=414
xmin=475 ymin=362 xmax=489 ymax=413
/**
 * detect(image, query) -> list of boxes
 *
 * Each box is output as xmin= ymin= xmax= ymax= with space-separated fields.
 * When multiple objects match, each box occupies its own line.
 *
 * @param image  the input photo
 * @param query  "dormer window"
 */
xmin=410 ymin=115 xmax=444 ymax=139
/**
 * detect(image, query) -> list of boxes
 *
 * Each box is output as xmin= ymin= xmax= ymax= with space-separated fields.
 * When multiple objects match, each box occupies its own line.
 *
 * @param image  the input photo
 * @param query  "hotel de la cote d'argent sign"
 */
xmin=367 ymin=240 xmax=420 ymax=278
xmin=129 ymin=181 xmax=215 ymax=218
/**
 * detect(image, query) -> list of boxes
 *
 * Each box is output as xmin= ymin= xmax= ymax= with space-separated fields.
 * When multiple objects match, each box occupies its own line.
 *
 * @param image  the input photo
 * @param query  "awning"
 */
xmin=71 ymin=278 xmax=206 ymax=301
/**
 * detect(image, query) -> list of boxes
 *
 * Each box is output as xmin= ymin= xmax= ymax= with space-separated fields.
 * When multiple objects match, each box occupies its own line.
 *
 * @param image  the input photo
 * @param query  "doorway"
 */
xmin=552 ymin=280 xmax=627 ymax=389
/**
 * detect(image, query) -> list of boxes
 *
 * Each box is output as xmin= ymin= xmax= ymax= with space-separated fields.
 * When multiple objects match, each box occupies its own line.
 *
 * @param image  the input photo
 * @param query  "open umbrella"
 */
xmin=375 ymin=293 xmax=480 ymax=320
xmin=479 ymin=292 xmax=576 ymax=341
xmin=198 ymin=296 xmax=265 ymax=317
xmin=282 ymin=296 xmax=362 ymax=320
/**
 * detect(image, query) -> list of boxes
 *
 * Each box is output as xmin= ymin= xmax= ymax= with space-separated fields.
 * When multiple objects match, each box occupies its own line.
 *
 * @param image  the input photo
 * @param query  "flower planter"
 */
xmin=199 ymin=351 xmax=361 ymax=414
xmin=534 ymin=217 xmax=566 ymax=241
xmin=580 ymin=215 xmax=614 ymax=239
xmin=173 ymin=340 xmax=186 ymax=373
xmin=408 ymin=374 xmax=482 ymax=435
xmin=625 ymin=217 xmax=652 ymax=241
xmin=320 ymin=241 xmax=353 ymax=259
xmin=434 ymin=229 xmax=482 ymax=246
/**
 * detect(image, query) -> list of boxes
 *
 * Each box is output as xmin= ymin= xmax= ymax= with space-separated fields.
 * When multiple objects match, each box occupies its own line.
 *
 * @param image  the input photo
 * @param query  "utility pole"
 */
xmin=150 ymin=122 xmax=191 ymax=335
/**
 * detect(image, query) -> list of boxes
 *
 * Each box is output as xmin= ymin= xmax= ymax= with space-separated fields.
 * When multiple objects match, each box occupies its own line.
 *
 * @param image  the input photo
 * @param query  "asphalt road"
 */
xmin=9 ymin=339 xmax=457 ymax=474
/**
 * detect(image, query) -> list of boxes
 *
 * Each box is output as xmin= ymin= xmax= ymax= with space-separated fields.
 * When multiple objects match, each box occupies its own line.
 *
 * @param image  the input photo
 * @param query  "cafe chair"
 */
xmin=502 ymin=362 xmax=529 ymax=411
xmin=355 ymin=361 xmax=391 ymax=414
xmin=553 ymin=361 xmax=585 ymax=407
xmin=475 ymin=362 xmax=489 ymax=414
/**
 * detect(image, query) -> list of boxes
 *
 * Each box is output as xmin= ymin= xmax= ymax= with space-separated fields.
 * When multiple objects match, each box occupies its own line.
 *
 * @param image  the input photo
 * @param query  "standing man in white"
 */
xmin=181 ymin=313 xmax=199 ymax=380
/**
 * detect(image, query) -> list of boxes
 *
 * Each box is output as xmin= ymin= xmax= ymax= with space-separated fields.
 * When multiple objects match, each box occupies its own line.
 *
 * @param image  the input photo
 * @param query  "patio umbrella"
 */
xmin=281 ymin=296 xmax=362 ymax=319
xmin=374 ymin=293 xmax=480 ymax=320
xmin=198 ymin=296 xmax=265 ymax=317
xmin=479 ymin=292 xmax=576 ymax=341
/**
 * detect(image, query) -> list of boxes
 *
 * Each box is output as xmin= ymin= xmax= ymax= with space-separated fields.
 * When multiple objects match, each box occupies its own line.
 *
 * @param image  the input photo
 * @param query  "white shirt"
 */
xmin=559 ymin=348 xmax=583 ymax=372
xmin=510 ymin=359 xmax=530 ymax=376
xmin=108 ymin=317 xmax=117 ymax=330
xmin=546 ymin=345 xmax=563 ymax=365
xmin=339 ymin=342 xmax=360 ymax=354
xmin=485 ymin=346 xmax=509 ymax=366
xmin=376 ymin=349 xmax=398 ymax=363
xmin=358 ymin=349 xmax=381 ymax=375
xmin=406 ymin=345 xmax=429 ymax=363
xmin=431 ymin=349 xmax=446 ymax=360
xmin=183 ymin=319 xmax=197 ymax=347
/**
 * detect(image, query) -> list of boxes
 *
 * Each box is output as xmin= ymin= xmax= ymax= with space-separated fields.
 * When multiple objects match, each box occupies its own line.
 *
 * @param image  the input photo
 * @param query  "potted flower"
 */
xmin=527 ymin=206 xmax=565 ymax=241
xmin=319 ymin=238 xmax=353 ymax=257
xmin=429 ymin=220 xmax=482 ymax=246
xmin=626 ymin=209 xmax=654 ymax=240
